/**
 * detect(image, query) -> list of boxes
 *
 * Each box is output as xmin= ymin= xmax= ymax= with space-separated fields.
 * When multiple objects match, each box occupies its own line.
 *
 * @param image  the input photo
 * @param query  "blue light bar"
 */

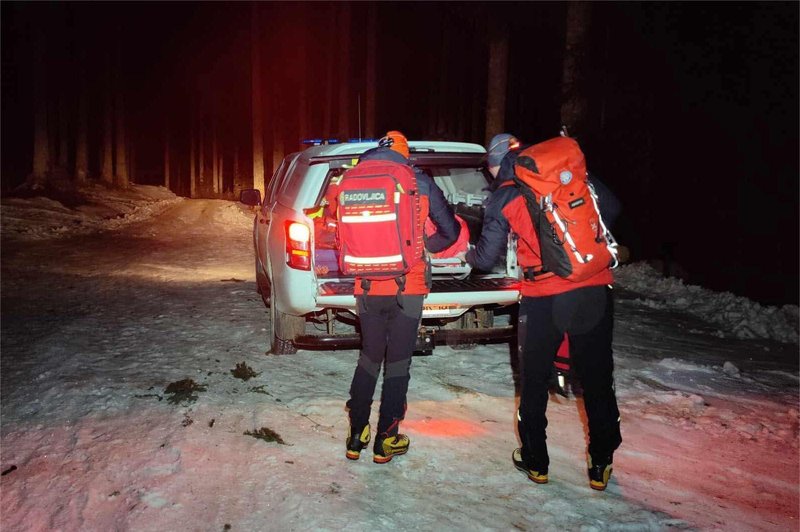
xmin=301 ymin=138 xmax=341 ymax=146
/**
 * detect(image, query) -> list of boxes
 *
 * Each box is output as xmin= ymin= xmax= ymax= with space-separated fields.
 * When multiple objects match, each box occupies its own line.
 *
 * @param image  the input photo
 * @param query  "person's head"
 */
xmin=486 ymin=133 xmax=519 ymax=178
xmin=359 ymin=145 xmax=408 ymax=165
xmin=378 ymin=130 xmax=410 ymax=159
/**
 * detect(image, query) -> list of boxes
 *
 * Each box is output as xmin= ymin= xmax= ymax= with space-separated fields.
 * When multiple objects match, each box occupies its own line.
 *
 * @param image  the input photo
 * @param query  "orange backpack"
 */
xmin=513 ymin=136 xmax=618 ymax=282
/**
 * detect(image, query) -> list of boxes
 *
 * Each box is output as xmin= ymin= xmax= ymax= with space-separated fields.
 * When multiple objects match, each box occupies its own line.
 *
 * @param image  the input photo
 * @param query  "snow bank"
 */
xmin=615 ymin=262 xmax=799 ymax=344
xmin=1 ymin=183 xmax=182 ymax=241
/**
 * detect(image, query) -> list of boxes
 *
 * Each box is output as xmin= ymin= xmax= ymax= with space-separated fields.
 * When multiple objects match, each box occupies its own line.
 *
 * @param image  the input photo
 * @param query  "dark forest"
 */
xmin=1 ymin=2 xmax=797 ymax=305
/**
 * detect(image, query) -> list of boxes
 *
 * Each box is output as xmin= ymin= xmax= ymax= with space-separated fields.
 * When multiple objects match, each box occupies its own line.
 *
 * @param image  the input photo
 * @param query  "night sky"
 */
xmin=1 ymin=2 xmax=797 ymax=305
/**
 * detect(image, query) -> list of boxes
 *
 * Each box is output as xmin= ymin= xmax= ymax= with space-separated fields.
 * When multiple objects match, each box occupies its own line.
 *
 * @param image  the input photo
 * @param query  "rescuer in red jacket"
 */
xmin=465 ymin=133 xmax=622 ymax=491
xmin=326 ymin=131 xmax=460 ymax=463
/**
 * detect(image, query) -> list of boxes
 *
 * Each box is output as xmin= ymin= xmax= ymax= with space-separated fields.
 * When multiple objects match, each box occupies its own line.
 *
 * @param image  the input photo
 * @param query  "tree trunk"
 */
xmin=337 ymin=2 xmax=352 ymax=138
xmin=189 ymin=122 xmax=197 ymax=198
xmin=470 ymin=9 xmax=486 ymax=144
xmin=75 ymin=46 xmax=88 ymax=183
xmin=365 ymin=3 xmax=377 ymax=138
xmin=129 ymin=140 xmax=136 ymax=184
xmin=560 ymin=1 xmax=592 ymax=139
xmin=212 ymin=123 xmax=219 ymax=194
xmin=101 ymin=84 xmax=114 ymax=183
xmin=271 ymin=110 xmax=284 ymax=176
xmin=163 ymin=117 xmax=170 ymax=190
xmin=112 ymin=22 xmax=128 ymax=188
xmin=198 ymin=123 xmax=205 ymax=195
xmin=436 ymin=17 xmax=451 ymax=138
xmin=233 ymin=147 xmax=241 ymax=197
xmin=485 ymin=18 xmax=509 ymax=145
xmin=57 ymin=92 xmax=69 ymax=173
xmin=297 ymin=3 xmax=309 ymax=142
xmin=114 ymin=86 xmax=128 ymax=187
xmin=218 ymin=154 xmax=224 ymax=195
xmin=323 ymin=3 xmax=335 ymax=138
xmin=29 ymin=20 xmax=49 ymax=188
xmin=251 ymin=3 xmax=265 ymax=194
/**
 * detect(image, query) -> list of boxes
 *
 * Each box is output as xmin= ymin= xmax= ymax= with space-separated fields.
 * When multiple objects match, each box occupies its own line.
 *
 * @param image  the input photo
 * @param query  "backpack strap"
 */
xmin=360 ymin=279 xmax=372 ymax=292
xmin=523 ymin=267 xmax=555 ymax=282
xmin=360 ymin=279 xmax=372 ymax=307
xmin=394 ymin=275 xmax=406 ymax=308
xmin=512 ymin=177 xmax=558 ymax=281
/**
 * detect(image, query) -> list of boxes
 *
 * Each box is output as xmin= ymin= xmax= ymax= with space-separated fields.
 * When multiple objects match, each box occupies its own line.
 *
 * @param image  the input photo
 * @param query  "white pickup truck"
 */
xmin=240 ymin=140 xmax=521 ymax=354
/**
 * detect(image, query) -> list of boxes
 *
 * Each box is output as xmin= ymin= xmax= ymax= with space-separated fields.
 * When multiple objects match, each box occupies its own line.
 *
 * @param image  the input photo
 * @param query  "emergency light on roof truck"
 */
xmin=302 ymin=138 xmax=379 ymax=146
xmin=302 ymin=139 xmax=340 ymax=146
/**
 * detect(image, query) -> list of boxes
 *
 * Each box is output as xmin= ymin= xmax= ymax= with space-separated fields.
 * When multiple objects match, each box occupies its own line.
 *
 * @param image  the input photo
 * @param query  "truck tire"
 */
xmin=268 ymin=295 xmax=305 ymax=355
xmin=255 ymin=258 xmax=271 ymax=306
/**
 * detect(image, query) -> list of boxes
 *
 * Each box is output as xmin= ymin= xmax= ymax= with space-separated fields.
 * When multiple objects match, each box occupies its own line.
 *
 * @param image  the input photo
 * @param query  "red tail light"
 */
xmin=285 ymin=221 xmax=311 ymax=270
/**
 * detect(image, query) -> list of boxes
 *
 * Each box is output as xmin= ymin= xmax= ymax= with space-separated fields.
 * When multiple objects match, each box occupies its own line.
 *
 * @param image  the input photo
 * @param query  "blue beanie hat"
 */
xmin=487 ymin=133 xmax=517 ymax=167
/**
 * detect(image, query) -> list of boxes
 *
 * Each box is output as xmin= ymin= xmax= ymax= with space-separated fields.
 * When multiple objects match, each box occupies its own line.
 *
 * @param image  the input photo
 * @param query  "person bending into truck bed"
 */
xmin=326 ymin=131 xmax=460 ymax=463
xmin=465 ymin=133 xmax=622 ymax=490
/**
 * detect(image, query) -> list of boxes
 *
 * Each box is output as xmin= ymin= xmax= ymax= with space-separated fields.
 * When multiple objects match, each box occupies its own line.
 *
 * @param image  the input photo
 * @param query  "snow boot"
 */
xmin=588 ymin=455 xmax=613 ymax=491
xmin=345 ymin=424 xmax=370 ymax=460
xmin=512 ymin=448 xmax=548 ymax=484
xmin=373 ymin=434 xmax=410 ymax=464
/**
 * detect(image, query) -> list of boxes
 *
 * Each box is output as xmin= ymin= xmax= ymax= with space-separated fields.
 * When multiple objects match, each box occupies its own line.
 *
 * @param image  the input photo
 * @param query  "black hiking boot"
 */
xmin=345 ymin=424 xmax=370 ymax=460
xmin=588 ymin=455 xmax=613 ymax=491
xmin=512 ymin=448 xmax=548 ymax=484
xmin=373 ymin=434 xmax=410 ymax=464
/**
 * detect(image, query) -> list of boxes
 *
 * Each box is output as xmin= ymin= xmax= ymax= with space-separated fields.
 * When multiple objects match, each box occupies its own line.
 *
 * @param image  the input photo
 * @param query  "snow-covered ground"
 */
xmin=1 ymin=185 xmax=798 ymax=531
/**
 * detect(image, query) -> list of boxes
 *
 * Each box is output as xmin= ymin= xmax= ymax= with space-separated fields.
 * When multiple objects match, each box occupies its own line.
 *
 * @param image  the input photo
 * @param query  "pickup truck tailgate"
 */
xmin=317 ymin=277 xmax=519 ymax=318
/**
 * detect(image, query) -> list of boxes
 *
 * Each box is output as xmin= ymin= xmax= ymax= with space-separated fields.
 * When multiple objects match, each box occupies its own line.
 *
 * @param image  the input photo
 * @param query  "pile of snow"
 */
xmin=615 ymin=262 xmax=799 ymax=344
xmin=1 ymin=183 xmax=182 ymax=241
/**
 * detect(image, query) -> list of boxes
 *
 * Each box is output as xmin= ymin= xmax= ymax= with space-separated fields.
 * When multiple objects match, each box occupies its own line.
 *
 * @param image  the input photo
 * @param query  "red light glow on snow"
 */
xmin=403 ymin=418 xmax=487 ymax=438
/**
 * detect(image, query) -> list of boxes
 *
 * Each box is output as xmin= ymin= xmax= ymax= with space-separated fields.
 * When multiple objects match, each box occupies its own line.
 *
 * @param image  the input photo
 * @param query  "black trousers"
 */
xmin=517 ymin=285 xmax=621 ymax=469
xmin=347 ymin=295 xmax=424 ymax=438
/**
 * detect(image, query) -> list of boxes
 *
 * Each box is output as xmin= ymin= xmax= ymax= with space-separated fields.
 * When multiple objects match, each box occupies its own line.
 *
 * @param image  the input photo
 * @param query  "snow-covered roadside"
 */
xmin=1 ymin=187 xmax=798 ymax=531
xmin=3 ymin=184 xmax=795 ymax=345
xmin=616 ymin=263 xmax=798 ymax=345
xmin=0 ymin=183 xmax=182 ymax=241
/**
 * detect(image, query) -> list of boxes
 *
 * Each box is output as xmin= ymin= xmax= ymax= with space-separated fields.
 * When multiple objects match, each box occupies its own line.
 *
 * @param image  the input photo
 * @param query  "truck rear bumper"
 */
xmin=294 ymin=324 xmax=515 ymax=351
xmin=316 ymin=277 xmax=520 ymax=318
